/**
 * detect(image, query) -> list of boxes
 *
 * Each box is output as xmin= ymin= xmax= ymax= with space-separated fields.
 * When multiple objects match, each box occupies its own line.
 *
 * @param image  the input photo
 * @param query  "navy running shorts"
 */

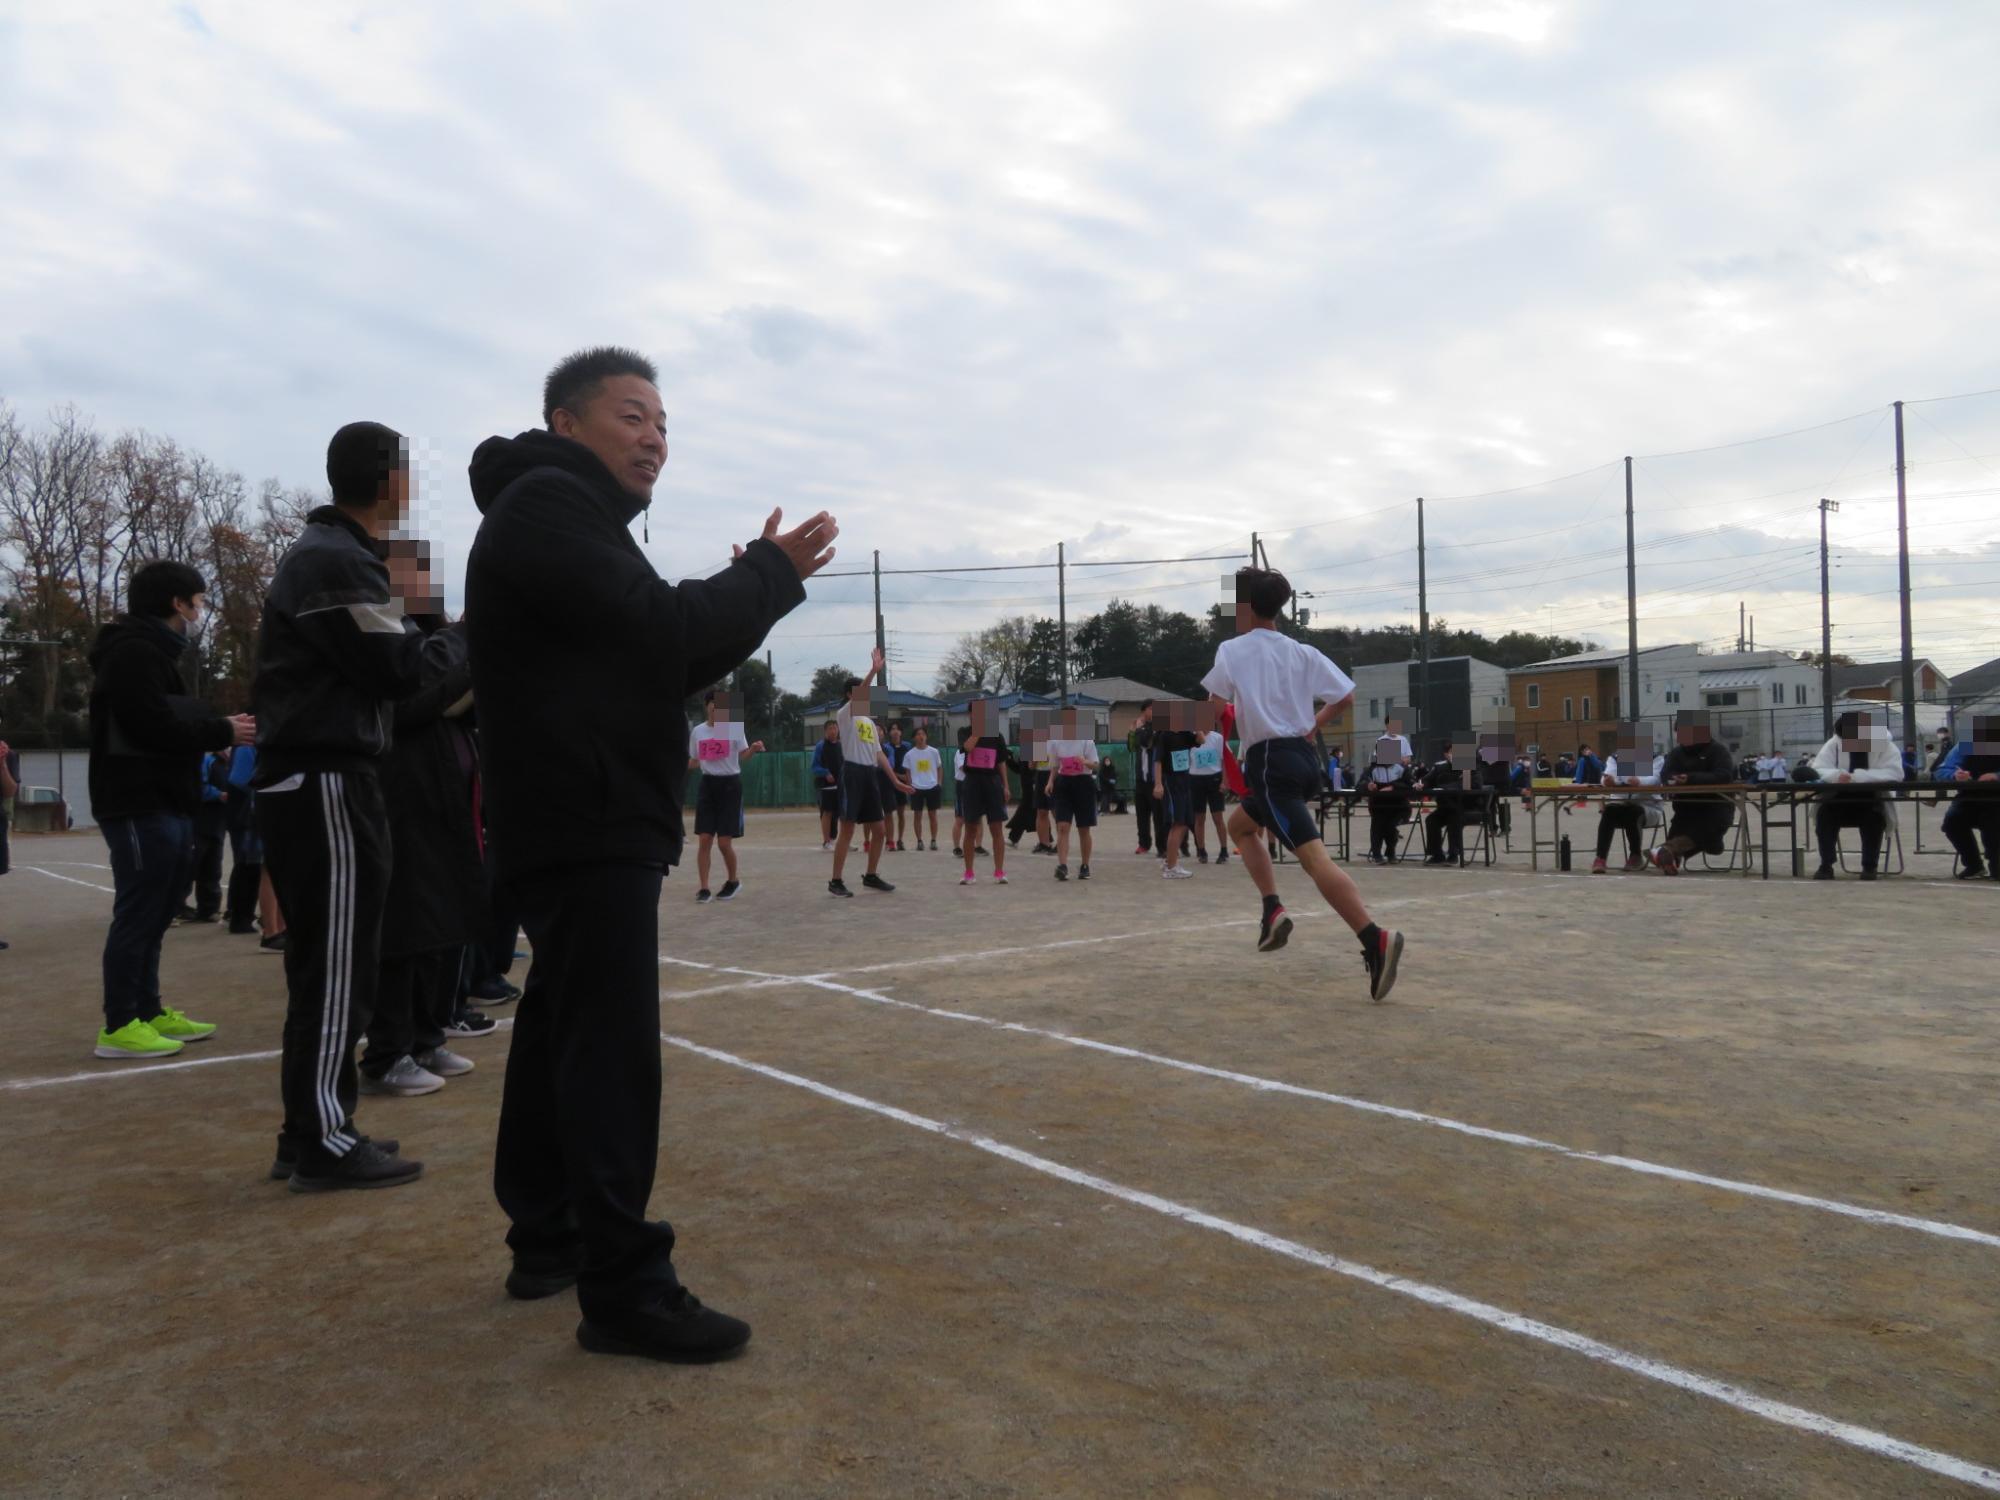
xmin=1191 ymin=775 xmax=1225 ymax=815
xmin=1240 ymin=737 xmax=1323 ymax=852
xmin=841 ymin=762 xmax=887 ymax=825
xmin=1052 ymin=773 xmax=1098 ymax=827
xmin=910 ymin=785 xmax=942 ymax=812
xmin=693 ymin=773 xmax=746 ymax=837
xmin=960 ymin=774 xmax=1007 ymax=826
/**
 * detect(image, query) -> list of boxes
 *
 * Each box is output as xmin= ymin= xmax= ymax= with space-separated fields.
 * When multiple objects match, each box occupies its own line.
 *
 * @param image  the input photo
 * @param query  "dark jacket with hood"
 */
xmin=87 ymin=615 xmax=235 ymax=822
xmin=251 ymin=505 xmax=466 ymax=785
xmin=379 ymin=621 xmax=482 ymax=958
xmin=464 ymin=431 xmax=805 ymax=881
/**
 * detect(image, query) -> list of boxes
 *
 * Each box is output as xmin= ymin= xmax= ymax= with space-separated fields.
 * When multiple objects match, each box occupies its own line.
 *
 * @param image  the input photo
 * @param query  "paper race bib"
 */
xmin=1058 ymin=755 xmax=1087 ymax=777
xmin=967 ymin=746 xmax=997 ymax=771
xmin=697 ymin=738 xmax=730 ymax=762
xmin=1191 ymin=745 xmax=1222 ymax=773
xmin=1170 ymin=748 xmax=1191 ymax=772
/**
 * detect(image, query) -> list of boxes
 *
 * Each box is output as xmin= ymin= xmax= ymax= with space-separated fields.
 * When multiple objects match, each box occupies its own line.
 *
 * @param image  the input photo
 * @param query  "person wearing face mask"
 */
xmin=86 ymin=560 xmax=255 ymax=1060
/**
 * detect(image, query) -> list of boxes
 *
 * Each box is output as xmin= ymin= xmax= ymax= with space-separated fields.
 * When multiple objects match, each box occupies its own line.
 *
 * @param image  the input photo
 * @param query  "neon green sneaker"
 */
xmin=150 ymin=1007 xmax=218 ymax=1043
xmin=95 ymin=1019 xmax=184 ymax=1060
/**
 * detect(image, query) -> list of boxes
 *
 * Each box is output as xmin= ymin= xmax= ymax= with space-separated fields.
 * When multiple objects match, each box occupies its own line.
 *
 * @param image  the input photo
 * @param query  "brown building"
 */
xmin=1507 ymin=662 xmax=1621 ymax=759
xmin=1829 ymin=658 xmax=1951 ymax=703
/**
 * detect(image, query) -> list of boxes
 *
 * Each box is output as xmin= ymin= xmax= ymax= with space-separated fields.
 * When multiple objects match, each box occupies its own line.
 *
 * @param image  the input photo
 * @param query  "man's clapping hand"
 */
xmin=734 ymin=508 xmax=838 ymax=582
xmin=227 ymin=714 xmax=256 ymax=747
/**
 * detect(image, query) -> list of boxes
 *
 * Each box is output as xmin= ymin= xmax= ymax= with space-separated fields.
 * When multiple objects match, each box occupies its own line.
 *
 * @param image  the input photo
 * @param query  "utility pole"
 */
xmin=872 ymin=548 xmax=886 ymax=690
xmin=1624 ymin=456 xmax=1638 ymax=725
xmin=1415 ymin=497 xmax=1429 ymax=741
xmin=1818 ymin=498 xmax=1838 ymax=740
xmin=1056 ymin=540 xmax=1068 ymax=705
xmin=1893 ymin=400 xmax=1917 ymax=756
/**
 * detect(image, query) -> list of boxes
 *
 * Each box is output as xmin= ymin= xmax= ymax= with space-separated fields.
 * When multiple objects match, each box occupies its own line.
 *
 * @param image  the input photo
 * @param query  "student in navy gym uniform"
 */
xmin=1202 ymin=567 xmax=1404 ymax=1001
xmin=688 ymin=690 xmax=763 ymax=902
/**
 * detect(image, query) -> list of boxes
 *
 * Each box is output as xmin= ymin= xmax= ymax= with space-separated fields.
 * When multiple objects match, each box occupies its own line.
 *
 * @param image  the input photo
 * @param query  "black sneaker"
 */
xmin=445 ymin=1009 xmax=498 ymax=1038
xmin=1953 ymin=863 xmax=1987 ymax=879
xmin=506 ymin=1247 xmax=583 ymax=1300
xmin=696 ymin=888 xmax=712 ymax=903
xmin=828 ymin=879 xmax=853 ymax=898
xmin=1035 ymin=843 xmax=1057 ymax=856
xmin=575 ymin=1289 xmax=751 ymax=1364
xmin=470 ymin=976 xmax=523 ymax=1004
xmin=259 ymin=933 xmax=286 ymax=954
xmin=270 ymin=1134 xmax=398 ymax=1181
xmin=1196 ymin=850 xmax=1209 ymax=865
xmin=861 ymin=873 xmax=894 ymax=892
xmin=715 ymin=880 xmax=741 ymax=902
xmin=1812 ymin=865 xmax=1834 ymax=881
xmin=1078 ymin=863 xmax=1090 ymax=880
xmin=1360 ymin=929 xmax=1404 ymax=1003
xmin=1216 ymin=851 xmax=1229 ymax=865
xmin=1859 ymin=869 xmax=1879 ymax=882
xmin=1258 ymin=905 xmax=1293 ymax=953
xmin=1055 ymin=864 xmax=1068 ymax=881
xmin=287 ymin=1139 xmax=424 ymax=1193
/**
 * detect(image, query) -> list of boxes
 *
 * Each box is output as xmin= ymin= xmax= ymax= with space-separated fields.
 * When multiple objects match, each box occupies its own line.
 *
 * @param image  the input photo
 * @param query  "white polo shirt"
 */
xmin=1200 ymin=628 xmax=1355 ymax=751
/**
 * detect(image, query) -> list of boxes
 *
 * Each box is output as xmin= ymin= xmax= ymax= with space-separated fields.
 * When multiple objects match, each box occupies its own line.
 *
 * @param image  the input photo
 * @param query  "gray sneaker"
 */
xmin=361 ymin=1055 xmax=446 ymax=1097
xmin=416 ymin=1046 xmax=475 ymax=1078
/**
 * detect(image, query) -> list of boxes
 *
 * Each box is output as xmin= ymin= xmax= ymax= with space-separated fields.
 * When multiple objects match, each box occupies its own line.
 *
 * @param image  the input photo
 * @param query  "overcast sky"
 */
xmin=4 ymin=0 xmax=1997 ymax=690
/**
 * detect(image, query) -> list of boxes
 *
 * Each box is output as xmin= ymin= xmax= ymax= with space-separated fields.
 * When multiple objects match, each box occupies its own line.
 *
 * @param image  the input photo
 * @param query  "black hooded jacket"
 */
xmin=87 ymin=615 xmax=236 ymax=821
xmin=464 ymin=431 xmax=805 ymax=881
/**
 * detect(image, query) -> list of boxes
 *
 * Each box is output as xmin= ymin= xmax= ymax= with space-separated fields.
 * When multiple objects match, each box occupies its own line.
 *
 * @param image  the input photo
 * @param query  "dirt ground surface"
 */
xmin=3 ymin=810 xmax=1997 ymax=1499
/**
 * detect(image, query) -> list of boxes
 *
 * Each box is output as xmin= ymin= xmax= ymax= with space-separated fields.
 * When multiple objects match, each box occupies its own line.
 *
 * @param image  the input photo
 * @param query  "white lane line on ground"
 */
xmin=660 ymin=959 xmax=2000 ymax=1253
xmin=20 ymin=866 xmax=117 ymax=894
xmin=664 ymin=1031 xmax=2000 ymax=1495
xmin=4 ymin=1046 xmax=284 ymax=1091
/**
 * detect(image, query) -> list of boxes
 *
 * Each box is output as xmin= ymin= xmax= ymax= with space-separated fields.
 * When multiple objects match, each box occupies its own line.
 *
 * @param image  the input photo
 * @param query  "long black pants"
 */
xmin=495 ymin=861 xmax=680 ymax=1323
xmin=1815 ymin=799 xmax=1885 ymax=871
xmin=260 ymin=769 xmax=391 ymax=1165
xmin=1368 ymin=797 xmax=1407 ymax=859
xmin=1595 ymin=803 xmax=1647 ymax=860
xmin=1940 ymin=798 xmax=2000 ymax=871
xmin=1424 ymin=797 xmax=1466 ymax=861
xmin=180 ymin=807 xmax=226 ymax=917
xmin=364 ymin=946 xmax=457 ymax=1074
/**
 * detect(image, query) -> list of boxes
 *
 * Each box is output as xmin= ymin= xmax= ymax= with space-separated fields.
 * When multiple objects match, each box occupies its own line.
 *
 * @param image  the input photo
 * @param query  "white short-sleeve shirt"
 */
xmin=1200 ymin=629 xmax=1354 ymax=751
xmin=688 ymin=720 xmax=750 ymax=776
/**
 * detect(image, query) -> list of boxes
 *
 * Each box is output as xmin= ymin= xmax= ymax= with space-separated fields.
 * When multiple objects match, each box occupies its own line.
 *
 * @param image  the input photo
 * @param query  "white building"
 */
xmin=1696 ymin=650 xmax=1824 ymax=757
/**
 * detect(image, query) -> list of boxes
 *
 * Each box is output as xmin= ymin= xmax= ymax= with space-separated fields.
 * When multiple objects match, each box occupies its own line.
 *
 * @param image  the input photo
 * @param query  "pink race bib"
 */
xmin=1058 ymin=755 xmax=1086 ymax=777
xmin=697 ymin=738 xmax=730 ymax=762
xmin=967 ymin=747 xmax=997 ymax=770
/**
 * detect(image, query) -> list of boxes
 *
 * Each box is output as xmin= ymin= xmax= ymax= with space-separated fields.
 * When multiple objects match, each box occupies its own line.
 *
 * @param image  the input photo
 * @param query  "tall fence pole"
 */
xmin=1624 ymin=456 xmax=1638 ymax=726
xmin=872 ymin=548 xmax=886 ymax=690
xmin=1056 ymin=540 xmax=1068 ymax=705
xmin=1415 ymin=496 xmax=1429 ymax=742
xmin=1893 ymin=401 xmax=1916 ymax=753
xmin=1818 ymin=497 xmax=1837 ymax=740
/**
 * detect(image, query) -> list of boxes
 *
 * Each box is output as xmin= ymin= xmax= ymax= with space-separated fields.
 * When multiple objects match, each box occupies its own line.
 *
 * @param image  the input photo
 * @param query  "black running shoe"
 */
xmin=270 ymin=1134 xmax=398 ymax=1182
xmin=506 ymin=1247 xmax=583 ymax=1300
xmin=576 ymin=1289 xmax=751 ymax=1364
xmin=1078 ymin=863 xmax=1090 ymax=880
xmin=861 ymin=872 xmax=894 ymax=892
xmin=259 ymin=933 xmax=286 ymax=953
xmin=1258 ymin=905 xmax=1293 ymax=953
xmin=715 ymin=879 xmax=741 ymax=901
xmin=828 ymin=878 xmax=853 ymax=898
xmin=287 ymin=1139 xmax=424 ymax=1193
xmin=695 ymin=888 xmax=712 ymax=903
xmin=1216 ymin=851 xmax=1229 ymax=865
xmin=445 ymin=1009 xmax=498 ymax=1038
xmin=1361 ymin=929 xmax=1404 ymax=1002
xmin=470 ymin=976 xmax=522 ymax=1004
xmin=1196 ymin=850 xmax=1209 ymax=865
xmin=1055 ymin=864 xmax=1068 ymax=881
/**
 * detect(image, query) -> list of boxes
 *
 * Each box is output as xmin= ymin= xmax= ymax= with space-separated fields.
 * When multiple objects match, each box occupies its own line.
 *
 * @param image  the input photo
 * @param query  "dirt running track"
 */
xmin=2 ymin=813 xmax=1996 ymax=1498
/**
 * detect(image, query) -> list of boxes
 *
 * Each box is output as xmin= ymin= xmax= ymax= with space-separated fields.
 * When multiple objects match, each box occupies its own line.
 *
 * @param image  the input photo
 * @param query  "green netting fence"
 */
xmin=694 ymin=745 xmax=1139 ymax=809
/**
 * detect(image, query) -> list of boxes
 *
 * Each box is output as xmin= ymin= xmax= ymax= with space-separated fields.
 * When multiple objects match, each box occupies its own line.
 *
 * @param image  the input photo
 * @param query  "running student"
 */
xmin=1202 ymin=567 xmax=1404 ymax=1001
xmin=903 ymin=725 xmax=944 ymax=850
xmin=1043 ymin=707 xmax=1099 ymax=880
xmin=1188 ymin=719 xmax=1230 ymax=865
xmin=830 ymin=648 xmax=912 ymax=896
xmin=958 ymin=697 xmax=1013 ymax=885
xmin=687 ymin=690 xmax=763 ymax=903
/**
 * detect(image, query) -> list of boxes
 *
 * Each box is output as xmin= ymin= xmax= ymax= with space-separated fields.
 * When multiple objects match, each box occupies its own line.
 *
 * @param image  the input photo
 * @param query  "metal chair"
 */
xmin=1831 ymin=812 xmax=1904 ymax=875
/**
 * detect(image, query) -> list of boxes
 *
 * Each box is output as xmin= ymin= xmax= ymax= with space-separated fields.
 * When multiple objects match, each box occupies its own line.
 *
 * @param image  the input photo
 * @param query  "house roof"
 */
xmin=1828 ymin=658 xmax=1947 ymax=696
xmin=803 ymin=687 xmax=949 ymax=716
xmin=1508 ymin=644 xmax=1695 ymax=673
xmin=1698 ymin=672 xmax=1773 ymax=692
xmin=1069 ymin=675 xmax=1177 ymax=703
xmin=940 ymin=689 xmax=1111 ymax=712
xmin=1946 ymin=655 xmax=2000 ymax=702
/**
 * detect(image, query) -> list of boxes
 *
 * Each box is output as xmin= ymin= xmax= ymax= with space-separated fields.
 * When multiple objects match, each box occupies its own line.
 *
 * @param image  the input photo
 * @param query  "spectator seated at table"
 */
xmin=1790 ymin=751 xmax=1820 ymax=783
xmin=1362 ymin=721 xmax=1413 ymax=864
xmin=1590 ymin=728 xmax=1662 ymax=872
xmin=1809 ymin=709 xmax=1903 ymax=881
xmin=1650 ymin=710 xmax=1737 ymax=875
xmin=1418 ymin=739 xmax=1469 ymax=865
xmin=1934 ymin=714 xmax=2000 ymax=880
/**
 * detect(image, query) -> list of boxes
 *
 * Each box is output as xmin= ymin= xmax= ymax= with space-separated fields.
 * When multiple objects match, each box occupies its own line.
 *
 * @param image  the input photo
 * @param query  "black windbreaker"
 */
xmin=86 ymin=615 xmax=235 ymax=821
xmin=252 ymin=506 xmax=465 ymax=784
xmin=464 ymin=431 xmax=804 ymax=880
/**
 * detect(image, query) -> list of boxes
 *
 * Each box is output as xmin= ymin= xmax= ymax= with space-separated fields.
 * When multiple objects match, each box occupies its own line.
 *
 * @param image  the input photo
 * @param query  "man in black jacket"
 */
xmin=255 ymin=422 xmax=466 ymax=1191
xmin=87 ymin=561 xmax=254 ymax=1059
xmin=466 ymin=346 xmax=834 ymax=1365
xmin=1651 ymin=710 xmax=1738 ymax=874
